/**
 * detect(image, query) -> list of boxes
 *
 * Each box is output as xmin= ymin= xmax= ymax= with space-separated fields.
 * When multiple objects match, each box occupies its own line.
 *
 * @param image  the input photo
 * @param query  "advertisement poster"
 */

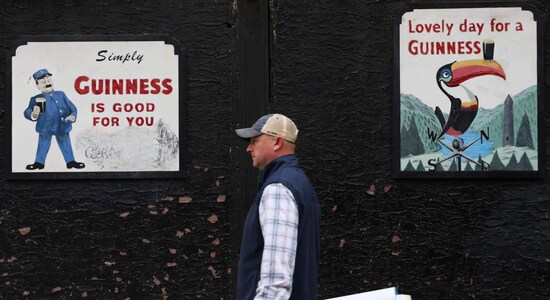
xmin=393 ymin=4 xmax=543 ymax=178
xmin=8 ymin=36 xmax=184 ymax=179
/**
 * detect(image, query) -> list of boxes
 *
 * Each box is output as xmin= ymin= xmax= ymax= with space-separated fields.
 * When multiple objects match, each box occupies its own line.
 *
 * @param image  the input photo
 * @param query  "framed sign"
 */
xmin=7 ymin=35 xmax=185 ymax=179
xmin=393 ymin=3 xmax=544 ymax=178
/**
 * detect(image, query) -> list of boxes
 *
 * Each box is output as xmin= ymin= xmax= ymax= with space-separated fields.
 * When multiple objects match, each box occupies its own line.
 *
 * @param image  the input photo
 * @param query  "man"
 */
xmin=24 ymin=69 xmax=85 ymax=170
xmin=235 ymin=113 xmax=321 ymax=300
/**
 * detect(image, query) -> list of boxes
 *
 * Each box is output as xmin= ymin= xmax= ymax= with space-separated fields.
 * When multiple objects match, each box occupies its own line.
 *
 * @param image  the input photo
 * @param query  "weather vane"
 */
xmin=430 ymin=39 xmax=506 ymax=171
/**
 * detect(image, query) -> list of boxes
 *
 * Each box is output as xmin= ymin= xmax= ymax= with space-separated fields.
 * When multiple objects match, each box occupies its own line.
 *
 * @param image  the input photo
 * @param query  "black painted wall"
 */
xmin=1 ymin=1 xmax=235 ymax=299
xmin=1 ymin=0 xmax=550 ymax=299
xmin=271 ymin=0 xmax=550 ymax=299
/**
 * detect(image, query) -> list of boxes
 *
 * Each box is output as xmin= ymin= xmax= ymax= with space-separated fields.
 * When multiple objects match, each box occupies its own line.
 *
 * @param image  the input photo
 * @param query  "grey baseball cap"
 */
xmin=235 ymin=113 xmax=298 ymax=143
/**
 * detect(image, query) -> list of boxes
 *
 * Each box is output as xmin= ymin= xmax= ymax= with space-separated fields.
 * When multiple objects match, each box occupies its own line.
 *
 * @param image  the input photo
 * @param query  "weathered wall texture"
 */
xmin=270 ymin=0 xmax=550 ymax=299
xmin=2 ymin=0 xmax=550 ymax=299
xmin=1 ymin=1 xmax=234 ymax=298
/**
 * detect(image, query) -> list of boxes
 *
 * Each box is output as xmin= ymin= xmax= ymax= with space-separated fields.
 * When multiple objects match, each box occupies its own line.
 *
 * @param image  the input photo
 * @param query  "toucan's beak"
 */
xmin=446 ymin=59 xmax=506 ymax=87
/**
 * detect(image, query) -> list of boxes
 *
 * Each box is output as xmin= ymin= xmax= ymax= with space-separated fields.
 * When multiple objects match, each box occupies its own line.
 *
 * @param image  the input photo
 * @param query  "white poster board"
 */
xmin=326 ymin=287 xmax=397 ymax=300
xmin=394 ymin=4 xmax=543 ymax=178
xmin=8 ymin=35 xmax=184 ymax=179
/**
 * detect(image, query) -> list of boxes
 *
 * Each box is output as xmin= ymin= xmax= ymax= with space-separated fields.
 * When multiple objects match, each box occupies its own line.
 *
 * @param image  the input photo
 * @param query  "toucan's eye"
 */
xmin=439 ymin=68 xmax=452 ymax=82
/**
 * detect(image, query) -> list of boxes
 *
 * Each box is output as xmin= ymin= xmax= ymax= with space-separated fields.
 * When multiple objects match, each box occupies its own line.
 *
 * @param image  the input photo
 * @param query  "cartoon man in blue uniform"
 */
xmin=24 ymin=69 xmax=85 ymax=170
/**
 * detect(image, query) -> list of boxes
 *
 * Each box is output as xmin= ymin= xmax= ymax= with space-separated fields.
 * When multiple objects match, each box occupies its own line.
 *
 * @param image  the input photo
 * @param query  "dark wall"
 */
xmin=0 ymin=1 xmax=235 ymax=298
xmin=1 ymin=0 xmax=550 ymax=299
xmin=270 ymin=0 xmax=550 ymax=299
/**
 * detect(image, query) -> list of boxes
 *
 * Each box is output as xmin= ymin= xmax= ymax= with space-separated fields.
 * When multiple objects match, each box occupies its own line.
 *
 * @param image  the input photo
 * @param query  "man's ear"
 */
xmin=273 ymin=136 xmax=284 ymax=151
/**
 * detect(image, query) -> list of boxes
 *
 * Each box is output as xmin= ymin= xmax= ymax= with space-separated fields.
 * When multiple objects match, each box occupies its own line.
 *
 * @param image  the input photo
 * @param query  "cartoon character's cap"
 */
xmin=32 ymin=69 xmax=52 ymax=80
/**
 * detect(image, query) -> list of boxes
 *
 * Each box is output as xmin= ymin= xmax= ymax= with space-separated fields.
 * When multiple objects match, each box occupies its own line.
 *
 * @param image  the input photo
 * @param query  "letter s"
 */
xmin=427 ymin=158 xmax=439 ymax=171
xmin=473 ymin=41 xmax=482 ymax=54
xmin=96 ymin=50 xmax=107 ymax=62
xmin=162 ymin=79 xmax=173 ymax=95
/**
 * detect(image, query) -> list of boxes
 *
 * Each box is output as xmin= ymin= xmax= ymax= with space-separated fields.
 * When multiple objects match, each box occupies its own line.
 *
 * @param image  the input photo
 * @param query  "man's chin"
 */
xmin=252 ymin=161 xmax=263 ymax=170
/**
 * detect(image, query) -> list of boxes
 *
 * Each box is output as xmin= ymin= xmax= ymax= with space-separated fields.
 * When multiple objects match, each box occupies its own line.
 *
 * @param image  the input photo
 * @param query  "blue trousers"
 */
xmin=35 ymin=132 xmax=75 ymax=164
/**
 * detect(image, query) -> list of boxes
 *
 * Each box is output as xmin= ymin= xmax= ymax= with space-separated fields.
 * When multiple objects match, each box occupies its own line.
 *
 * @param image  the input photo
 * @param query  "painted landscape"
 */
xmin=400 ymin=85 xmax=538 ymax=172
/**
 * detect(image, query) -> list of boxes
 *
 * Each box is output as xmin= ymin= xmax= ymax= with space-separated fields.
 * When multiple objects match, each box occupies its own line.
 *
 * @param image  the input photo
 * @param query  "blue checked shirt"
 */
xmin=255 ymin=183 xmax=299 ymax=300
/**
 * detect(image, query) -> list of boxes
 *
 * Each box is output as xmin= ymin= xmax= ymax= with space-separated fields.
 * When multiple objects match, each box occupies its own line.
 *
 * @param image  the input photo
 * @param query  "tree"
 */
xmin=448 ymin=158 xmax=457 ymax=171
xmin=517 ymin=152 xmax=534 ymax=171
xmin=474 ymin=154 xmax=484 ymax=171
xmin=416 ymin=160 xmax=426 ymax=171
xmin=489 ymin=151 xmax=505 ymax=170
xmin=516 ymin=114 xmax=534 ymax=149
xmin=404 ymin=160 xmax=415 ymax=171
xmin=505 ymin=154 xmax=519 ymax=170
xmin=400 ymin=125 xmax=409 ymax=157
xmin=405 ymin=117 xmax=425 ymax=156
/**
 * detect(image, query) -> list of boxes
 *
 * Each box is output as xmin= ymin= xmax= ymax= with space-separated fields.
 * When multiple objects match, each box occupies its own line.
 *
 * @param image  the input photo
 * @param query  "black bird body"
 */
xmin=435 ymin=59 xmax=506 ymax=138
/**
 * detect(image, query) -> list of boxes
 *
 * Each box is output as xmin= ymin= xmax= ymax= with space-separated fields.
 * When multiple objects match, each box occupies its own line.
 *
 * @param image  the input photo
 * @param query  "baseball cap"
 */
xmin=235 ymin=113 xmax=298 ymax=143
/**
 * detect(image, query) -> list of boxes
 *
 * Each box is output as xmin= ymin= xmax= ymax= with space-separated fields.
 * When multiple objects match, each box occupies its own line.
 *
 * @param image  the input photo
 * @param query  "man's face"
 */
xmin=246 ymin=134 xmax=277 ymax=170
xmin=36 ymin=75 xmax=54 ymax=93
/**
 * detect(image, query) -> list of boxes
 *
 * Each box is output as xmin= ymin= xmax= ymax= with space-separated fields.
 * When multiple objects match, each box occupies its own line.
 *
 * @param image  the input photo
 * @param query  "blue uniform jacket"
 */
xmin=24 ymin=91 xmax=77 ymax=135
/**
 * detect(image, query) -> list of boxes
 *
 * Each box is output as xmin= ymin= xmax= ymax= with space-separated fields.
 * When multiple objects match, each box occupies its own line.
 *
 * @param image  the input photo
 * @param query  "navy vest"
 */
xmin=237 ymin=154 xmax=320 ymax=300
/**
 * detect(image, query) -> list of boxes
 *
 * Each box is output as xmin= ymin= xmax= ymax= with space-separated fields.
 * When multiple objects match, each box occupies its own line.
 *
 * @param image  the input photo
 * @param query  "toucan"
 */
xmin=435 ymin=57 xmax=506 ymax=138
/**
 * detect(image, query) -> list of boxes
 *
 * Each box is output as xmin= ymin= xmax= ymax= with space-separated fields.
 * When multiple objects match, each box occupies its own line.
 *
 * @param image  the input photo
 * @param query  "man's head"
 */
xmin=33 ymin=69 xmax=54 ymax=93
xmin=235 ymin=114 xmax=298 ymax=170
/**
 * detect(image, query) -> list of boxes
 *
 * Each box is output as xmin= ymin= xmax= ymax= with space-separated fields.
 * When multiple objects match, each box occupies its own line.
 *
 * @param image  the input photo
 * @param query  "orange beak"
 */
xmin=446 ymin=59 xmax=506 ymax=87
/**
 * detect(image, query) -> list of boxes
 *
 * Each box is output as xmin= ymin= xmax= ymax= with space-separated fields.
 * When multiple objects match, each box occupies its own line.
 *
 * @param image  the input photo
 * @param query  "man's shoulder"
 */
xmin=275 ymin=166 xmax=307 ymax=181
xmin=261 ymin=183 xmax=296 ymax=207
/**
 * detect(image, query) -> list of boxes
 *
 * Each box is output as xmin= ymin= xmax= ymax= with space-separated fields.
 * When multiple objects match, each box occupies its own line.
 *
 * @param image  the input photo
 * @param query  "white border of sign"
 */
xmin=6 ymin=35 xmax=186 ymax=179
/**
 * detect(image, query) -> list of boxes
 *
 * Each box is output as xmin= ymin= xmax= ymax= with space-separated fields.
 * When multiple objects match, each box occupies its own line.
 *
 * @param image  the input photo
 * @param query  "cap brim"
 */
xmin=235 ymin=128 xmax=262 ymax=139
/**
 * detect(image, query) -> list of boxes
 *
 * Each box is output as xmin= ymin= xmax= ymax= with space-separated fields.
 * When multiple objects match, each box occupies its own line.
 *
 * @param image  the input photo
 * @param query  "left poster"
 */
xmin=7 ymin=36 xmax=185 ymax=179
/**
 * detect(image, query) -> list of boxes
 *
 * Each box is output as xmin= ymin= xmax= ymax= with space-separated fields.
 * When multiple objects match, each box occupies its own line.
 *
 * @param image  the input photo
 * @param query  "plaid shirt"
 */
xmin=255 ymin=183 xmax=299 ymax=300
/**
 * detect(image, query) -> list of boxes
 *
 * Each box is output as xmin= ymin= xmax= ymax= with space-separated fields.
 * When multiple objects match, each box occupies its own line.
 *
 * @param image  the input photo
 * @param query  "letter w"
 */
xmin=427 ymin=128 xmax=439 ymax=142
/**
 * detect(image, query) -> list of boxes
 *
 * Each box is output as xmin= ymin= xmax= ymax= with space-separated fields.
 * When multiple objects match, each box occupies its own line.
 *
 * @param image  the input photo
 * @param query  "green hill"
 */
xmin=400 ymin=85 xmax=538 ymax=156
xmin=470 ymin=85 xmax=537 ymax=149
xmin=400 ymin=94 xmax=442 ymax=154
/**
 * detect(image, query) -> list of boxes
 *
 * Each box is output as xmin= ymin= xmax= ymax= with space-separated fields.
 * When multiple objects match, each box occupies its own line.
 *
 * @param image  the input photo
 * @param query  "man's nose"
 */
xmin=246 ymin=143 xmax=253 ymax=152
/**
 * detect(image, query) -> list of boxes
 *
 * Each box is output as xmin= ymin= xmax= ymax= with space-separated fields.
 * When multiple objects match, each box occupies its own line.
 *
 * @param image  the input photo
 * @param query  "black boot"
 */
xmin=26 ymin=162 xmax=45 ymax=170
xmin=67 ymin=161 xmax=85 ymax=169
